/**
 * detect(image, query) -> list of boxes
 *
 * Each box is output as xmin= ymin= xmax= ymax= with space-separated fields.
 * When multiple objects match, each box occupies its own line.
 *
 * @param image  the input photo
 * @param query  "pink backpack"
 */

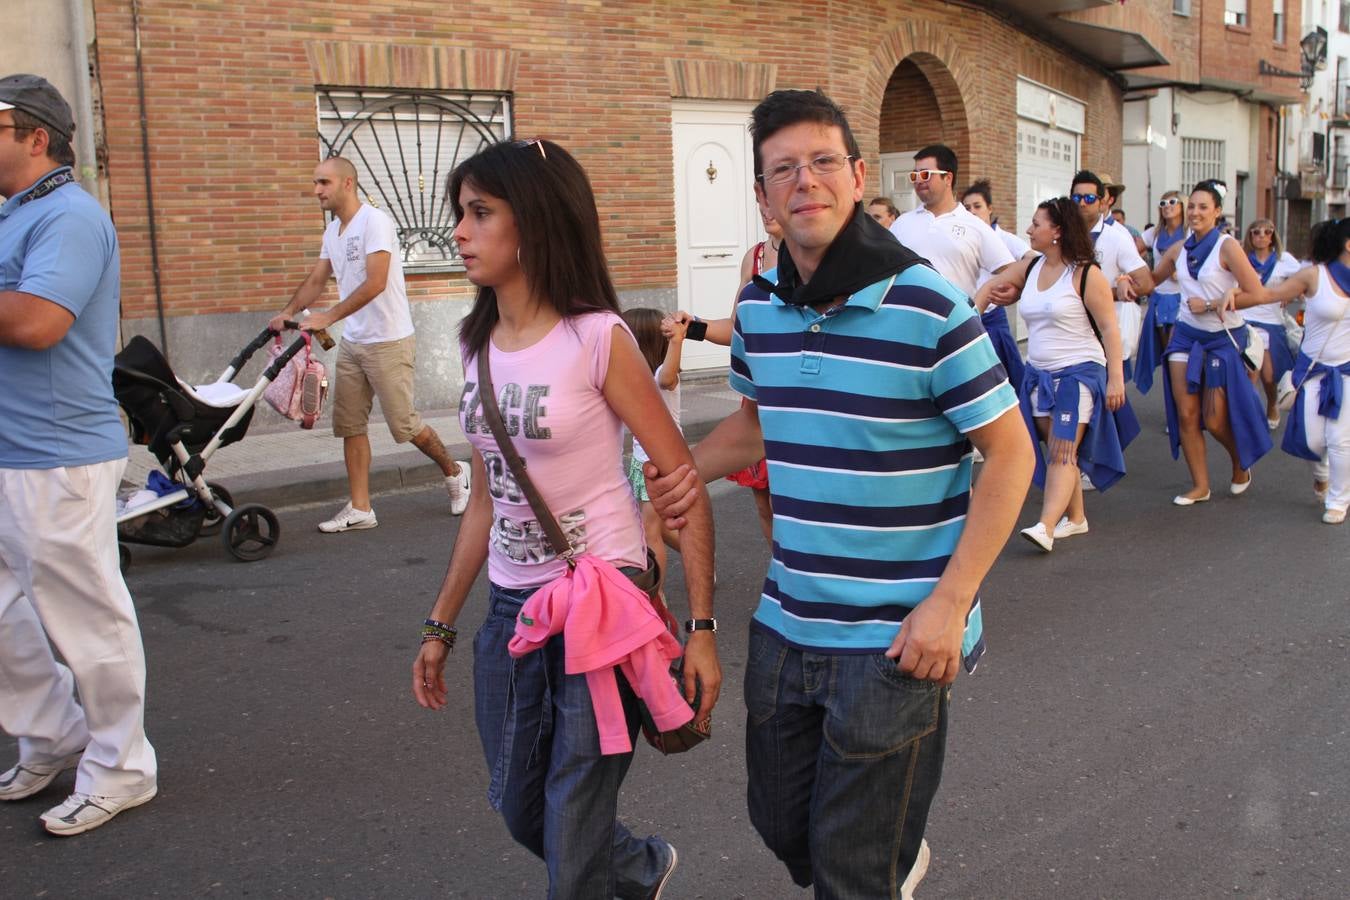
xmin=263 ymin=333 xmax=328 ymax=429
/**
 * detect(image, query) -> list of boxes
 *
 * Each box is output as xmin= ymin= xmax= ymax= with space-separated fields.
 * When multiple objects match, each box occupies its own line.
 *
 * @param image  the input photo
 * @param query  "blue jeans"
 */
xmin=473 ymin=583 xmax=671 ymax=899
xmin=744 ymin=627 xmax=950 ymax=899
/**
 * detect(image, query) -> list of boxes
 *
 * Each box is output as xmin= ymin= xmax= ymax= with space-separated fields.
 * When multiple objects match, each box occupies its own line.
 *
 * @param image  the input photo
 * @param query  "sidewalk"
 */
xmin=125 ymin=370 xmax=744 ymax=509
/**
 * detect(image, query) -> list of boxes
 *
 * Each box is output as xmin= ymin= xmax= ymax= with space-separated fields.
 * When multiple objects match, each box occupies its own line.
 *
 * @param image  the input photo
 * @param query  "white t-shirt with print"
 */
xmin=319 ymin=203 xmax=414 ymax=344
xmin=890 ymin=204 xmax=1015 ymax=297
xmin=1090 ymin=214 xmax=1147 ymax=283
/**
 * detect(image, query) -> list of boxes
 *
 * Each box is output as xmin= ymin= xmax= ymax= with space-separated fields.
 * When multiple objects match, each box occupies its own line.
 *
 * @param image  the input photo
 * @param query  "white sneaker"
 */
xmin=41 ymin=785 xmax=157 ymax=836
xmin=1020 ymin=522 xmax=1054 ymax=553
xmin=318 ymin=502 xmax=377 ymax=533
xmin=1080 ymin=473 xmax=1096 ymax=492
xmin=901 ymin=838 xmax=930 ymax=900
xmin=1324 ymin=508 xmax=1347 ymax=525
xmin=0 ymin=750 xmax=84 ymax=801
xmin=445 ymin=461 xmax=471 ymax=516
xmin=1052 ymin=516 xmax=1090 ymax=539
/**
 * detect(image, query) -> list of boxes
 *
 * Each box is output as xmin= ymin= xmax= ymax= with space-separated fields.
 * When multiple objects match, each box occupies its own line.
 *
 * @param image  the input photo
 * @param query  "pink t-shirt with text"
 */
xmin=459 ymin=311 xmax=646 ymax=589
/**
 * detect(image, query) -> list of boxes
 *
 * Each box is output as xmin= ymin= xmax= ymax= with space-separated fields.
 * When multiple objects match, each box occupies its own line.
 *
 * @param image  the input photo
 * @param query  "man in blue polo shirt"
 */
xmin=649 ymin=90 xmax=1034 ymax=897
xmin=0 ymin=74 xmax=157 ymax=835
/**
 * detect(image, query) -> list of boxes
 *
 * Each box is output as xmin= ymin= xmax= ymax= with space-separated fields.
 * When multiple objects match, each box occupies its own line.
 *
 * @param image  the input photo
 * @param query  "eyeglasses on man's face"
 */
xmin=1071 ymin=192 xmax=1100 ymax=206
xmin=1158 ymin=197 xmax=1181 ymax=208
xmin=758 ymin=153 xmax=855 ymax=186
xmin=907 ymin=168 xmax=950 ymax=184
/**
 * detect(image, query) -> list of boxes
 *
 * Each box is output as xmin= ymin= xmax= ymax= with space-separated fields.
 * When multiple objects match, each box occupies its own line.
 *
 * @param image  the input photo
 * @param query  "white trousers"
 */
xmin=0 ymin=460 xmax=157 ymax=797
xmin=1304 ymin=372 xmax=1350 ymax=513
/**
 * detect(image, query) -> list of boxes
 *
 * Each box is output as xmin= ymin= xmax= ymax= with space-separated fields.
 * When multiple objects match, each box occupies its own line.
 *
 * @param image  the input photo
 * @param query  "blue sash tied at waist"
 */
xmin=1017 ymin=361 xmax=1140 ymax=492
xmin=1281 ymin=352 xmax=1350 ymax=461
xmin=1134 ymin=292 xmax=1181 ymax=395
xmin=981 ymin=305 xmax=1025 ymax=390
xmin=1161 ymin=321 xmax=1273 ymax=471
xmin=1248 ymin=320 xmax=1295 ymax=383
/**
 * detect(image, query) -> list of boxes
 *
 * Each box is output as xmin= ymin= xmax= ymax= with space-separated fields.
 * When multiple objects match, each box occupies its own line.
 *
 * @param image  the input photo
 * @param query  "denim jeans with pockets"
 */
xmin=473 ymin=583 xmax=670 ymax=899
xmin=743 ymin=626 xmax=950 ymax=899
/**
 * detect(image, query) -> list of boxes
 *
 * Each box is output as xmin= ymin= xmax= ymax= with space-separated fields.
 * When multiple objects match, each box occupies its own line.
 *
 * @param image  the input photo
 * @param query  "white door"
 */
xmin=1015 ymin=118 xmax=1079 ymax=339
xmin=672 ymin=102 xmax=760 ymax=370
xmin=880 ymin=151 xmax=919 ymax=215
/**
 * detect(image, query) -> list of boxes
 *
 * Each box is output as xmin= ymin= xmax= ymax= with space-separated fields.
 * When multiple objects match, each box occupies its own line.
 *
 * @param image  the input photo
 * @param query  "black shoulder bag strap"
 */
xmin=1076 ymin=261 xmax=1104 ymax=347
xmin=476 ymin=349 xmax=577 ymax=569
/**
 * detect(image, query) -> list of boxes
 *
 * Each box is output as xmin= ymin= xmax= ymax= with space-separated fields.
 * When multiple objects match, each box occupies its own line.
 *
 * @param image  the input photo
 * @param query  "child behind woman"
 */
xmin=621 ymin=308 xmax=685 ymax=582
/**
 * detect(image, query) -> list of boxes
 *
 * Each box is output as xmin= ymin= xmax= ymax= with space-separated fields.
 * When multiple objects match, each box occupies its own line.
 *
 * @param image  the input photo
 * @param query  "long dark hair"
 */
xmin=1311 ymin=218 xmax=1350 ymax=264
xmin=621 ymin=307 xmax=666 ymax=374
xmin=1037 ymin=197 xmax=1095 ymax=268
xmin=448 ymin=140 xmax=620 ymax=357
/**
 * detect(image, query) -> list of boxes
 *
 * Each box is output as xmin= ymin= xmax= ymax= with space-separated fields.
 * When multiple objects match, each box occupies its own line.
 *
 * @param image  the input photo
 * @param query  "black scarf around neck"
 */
xmin=752 ymin=203 xmax=926 ymax=307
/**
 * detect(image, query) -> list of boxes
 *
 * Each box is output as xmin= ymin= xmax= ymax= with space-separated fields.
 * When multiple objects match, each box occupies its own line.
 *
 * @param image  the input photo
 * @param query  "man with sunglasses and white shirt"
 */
xmin=1071 ymin=169 xmax=1153 ymax=304
xmin=889 ymin=144 xmax=1015 ymax=300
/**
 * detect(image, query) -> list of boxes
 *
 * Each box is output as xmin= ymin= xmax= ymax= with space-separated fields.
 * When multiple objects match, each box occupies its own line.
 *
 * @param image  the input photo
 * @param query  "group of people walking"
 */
xmin=3 ymin=67 xmax=1346 ymax=900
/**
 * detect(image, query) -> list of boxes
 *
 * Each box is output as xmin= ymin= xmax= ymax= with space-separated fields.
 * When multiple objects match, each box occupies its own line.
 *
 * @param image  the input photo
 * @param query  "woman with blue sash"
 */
xmin=1245 ymin=219 xmax=1350 ymax=524
xmin=977 ymin=197 xmax=1139 ymax=552
xmin=1135 ymin=191 xmax=1187 ymax=393
xmin=1240 ymin=218 xmax=1301 ymax=428
xmin=964 ymin=178 xmax=1032 ymax=388
xmin=1150 ymin=181 xmax=1272 ymax=506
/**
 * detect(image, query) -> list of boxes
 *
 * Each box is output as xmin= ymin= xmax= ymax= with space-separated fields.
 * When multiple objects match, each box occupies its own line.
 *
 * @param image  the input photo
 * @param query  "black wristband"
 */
xmin=684 ymin=618 xmax=718 ymax=633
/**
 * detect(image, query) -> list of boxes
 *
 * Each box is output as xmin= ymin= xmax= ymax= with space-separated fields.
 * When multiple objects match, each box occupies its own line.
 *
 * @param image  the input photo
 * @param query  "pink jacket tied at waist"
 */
xmin=507 ymin=555 xmax=693 ymax=755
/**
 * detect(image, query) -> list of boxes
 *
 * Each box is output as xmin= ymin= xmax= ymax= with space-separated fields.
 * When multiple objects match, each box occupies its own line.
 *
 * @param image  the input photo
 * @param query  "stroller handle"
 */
xmin=225 ymin=324 xmax=335 ymax=379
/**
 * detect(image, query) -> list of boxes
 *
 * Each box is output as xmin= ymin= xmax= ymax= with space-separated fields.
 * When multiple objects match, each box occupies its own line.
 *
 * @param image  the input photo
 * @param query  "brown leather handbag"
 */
xmin=475 ymin=349 xmax=710 ymax=754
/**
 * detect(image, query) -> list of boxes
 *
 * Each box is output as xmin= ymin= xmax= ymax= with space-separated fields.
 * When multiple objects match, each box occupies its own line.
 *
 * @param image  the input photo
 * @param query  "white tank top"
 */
xmin=1302 ymin=265 xmax=1350 ymax=367
xmin=1242 ymin=252 xmax=1301 ymax=326
xmin=1021 ymin=261 xmax=1107 ymax=370
xmin=1175 ymin=232 xmax=1243 ymax=332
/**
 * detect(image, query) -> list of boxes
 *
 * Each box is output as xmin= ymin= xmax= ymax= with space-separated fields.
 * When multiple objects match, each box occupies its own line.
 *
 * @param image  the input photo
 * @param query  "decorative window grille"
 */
xmin=1224 ymin=0 xmax=1247 ymax=27
xmin=317 ymin=88 xmax=512 ymax=273
xmin=1181 ymin=138 xmax=1225 ymax=193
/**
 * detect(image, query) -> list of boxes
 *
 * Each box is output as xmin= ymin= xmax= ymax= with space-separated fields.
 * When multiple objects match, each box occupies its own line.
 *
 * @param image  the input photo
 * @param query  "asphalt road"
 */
xmin=3 ymin=390 xmax=1347 ymax=899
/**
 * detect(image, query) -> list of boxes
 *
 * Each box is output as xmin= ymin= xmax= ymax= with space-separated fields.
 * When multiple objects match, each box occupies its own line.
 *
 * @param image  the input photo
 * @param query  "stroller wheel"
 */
xmin=199 ymin=482 xmax=235 ymax=537
xmin=222 ymin=504 xmax=280 ymax=562
xmin=118 ymin=543 xmax=131 ymax=575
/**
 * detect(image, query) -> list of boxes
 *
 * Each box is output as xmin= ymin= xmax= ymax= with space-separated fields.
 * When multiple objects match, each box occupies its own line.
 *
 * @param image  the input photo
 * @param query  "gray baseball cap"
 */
xmin=0 ymin=74 xmax=75 ymax=140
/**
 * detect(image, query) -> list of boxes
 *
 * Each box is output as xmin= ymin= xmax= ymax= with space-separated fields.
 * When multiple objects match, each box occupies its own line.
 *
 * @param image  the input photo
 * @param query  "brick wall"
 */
xmin=90 ymin=0 xmax=1125 ymax=323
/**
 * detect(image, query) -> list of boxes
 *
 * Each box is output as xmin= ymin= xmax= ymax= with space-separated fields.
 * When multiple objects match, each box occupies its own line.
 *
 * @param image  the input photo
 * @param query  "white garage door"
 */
xmin=1015 ymin=120 xmax=1080 ymax=237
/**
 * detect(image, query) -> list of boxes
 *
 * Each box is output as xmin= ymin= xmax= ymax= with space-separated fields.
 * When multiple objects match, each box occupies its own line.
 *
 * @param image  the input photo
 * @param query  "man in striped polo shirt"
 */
xmin=649 ymin=90 xmax=1034 ymax=897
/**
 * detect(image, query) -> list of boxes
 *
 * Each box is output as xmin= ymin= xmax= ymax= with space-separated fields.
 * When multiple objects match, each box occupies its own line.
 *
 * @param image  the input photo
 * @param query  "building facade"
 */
xmin=49 ymin=2 xmax=1177 ymax=402
xmin=1119 ymin=0 xmax=1308 ymax=249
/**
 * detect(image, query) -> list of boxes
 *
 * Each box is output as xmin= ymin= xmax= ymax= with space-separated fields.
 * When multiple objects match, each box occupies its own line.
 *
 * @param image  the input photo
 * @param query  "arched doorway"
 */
xmin=876 ymin=53 xmax=971 ymax=215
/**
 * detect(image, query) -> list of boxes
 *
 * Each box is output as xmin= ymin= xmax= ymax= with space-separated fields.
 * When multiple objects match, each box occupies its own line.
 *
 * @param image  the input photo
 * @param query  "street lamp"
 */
xmin=1259 ymin=26 xmax=1328 ymax=90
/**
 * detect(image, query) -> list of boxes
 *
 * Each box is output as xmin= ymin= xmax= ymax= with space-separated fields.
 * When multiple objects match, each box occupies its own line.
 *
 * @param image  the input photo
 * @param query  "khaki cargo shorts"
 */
xmin=331 ymin=334 xmax=424 ymax=442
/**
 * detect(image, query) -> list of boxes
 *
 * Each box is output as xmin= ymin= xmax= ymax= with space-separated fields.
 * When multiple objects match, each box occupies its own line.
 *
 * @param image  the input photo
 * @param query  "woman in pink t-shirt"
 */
xmin=410 ymin=139 xmax=719 ymax=898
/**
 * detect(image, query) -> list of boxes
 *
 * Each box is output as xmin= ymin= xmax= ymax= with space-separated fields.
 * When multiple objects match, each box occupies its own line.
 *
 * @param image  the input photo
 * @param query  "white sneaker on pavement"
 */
xmin=901 ymin=838 xmax=930 ymax=900
xmin=1323 ymin=508 xmax=1347 ymax=525
xmin=445 ymin=461 xmax=471 ymax=516
xmin=41 ymin=785 xmax=157 ymax=836
xmin=0 ymin=750 xmax=84 ymax=801
xmin=1080 ymin=473 xmax=1096 ymax=492
xmin=1052 ymin=516 xmax=1089 ymax=539
xmin=1020 ymin=522 xmax=1054 ymax=553
xmin=318 ymin=502 xmax=377 ymax=533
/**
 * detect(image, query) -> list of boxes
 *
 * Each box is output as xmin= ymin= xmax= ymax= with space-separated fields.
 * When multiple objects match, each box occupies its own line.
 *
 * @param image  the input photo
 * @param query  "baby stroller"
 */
xmin=112 ymin=324 xmax=331 ymax=568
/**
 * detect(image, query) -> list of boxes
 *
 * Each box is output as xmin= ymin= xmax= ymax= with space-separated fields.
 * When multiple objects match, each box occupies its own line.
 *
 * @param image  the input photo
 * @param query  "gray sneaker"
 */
xmin=0 ymin=750 xmax=84 ymax=801
xmin=318 ymin=502 xmax=377 ymax=533
xmin=445 ymin=461 xmax=471 ymax=516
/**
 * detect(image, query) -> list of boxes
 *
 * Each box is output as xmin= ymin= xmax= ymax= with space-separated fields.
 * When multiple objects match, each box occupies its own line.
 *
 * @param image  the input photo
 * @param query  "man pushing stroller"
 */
xmin=270 ymin=156 xmax=469 ymax=532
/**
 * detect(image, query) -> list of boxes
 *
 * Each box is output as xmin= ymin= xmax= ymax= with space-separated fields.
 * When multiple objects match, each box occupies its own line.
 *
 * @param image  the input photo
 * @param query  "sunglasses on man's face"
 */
xmin=1071 ymin=193 xmax=1099 ymax=205
xmin=908 ymin=169 xmax=950 ymax=184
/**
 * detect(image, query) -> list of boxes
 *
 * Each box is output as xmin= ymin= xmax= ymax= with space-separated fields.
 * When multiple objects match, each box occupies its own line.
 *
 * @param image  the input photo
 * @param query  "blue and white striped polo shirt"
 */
xmin=729 ymin=264 xmax=1018 ymax=664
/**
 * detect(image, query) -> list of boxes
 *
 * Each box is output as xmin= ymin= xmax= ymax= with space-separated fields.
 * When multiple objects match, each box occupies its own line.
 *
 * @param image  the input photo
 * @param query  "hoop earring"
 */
xmin=516 ymin=247 xmax=522 ymax=266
